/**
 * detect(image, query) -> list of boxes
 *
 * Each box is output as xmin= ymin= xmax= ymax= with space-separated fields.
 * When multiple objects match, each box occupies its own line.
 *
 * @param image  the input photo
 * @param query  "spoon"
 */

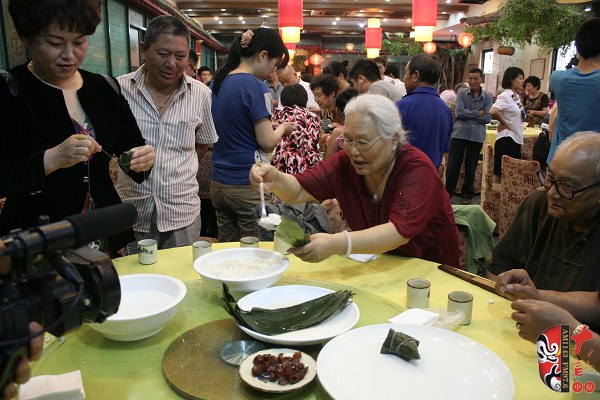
xmin=255 ymin=151 xmax=281 ymax=231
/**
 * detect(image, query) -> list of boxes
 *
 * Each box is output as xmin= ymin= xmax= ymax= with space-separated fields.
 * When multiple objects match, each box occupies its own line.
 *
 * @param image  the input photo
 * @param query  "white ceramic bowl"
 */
xmin=193 ymin=248 xmax=289 ymax=294
xmin=88 ymin=274 xmax=187 ymax=341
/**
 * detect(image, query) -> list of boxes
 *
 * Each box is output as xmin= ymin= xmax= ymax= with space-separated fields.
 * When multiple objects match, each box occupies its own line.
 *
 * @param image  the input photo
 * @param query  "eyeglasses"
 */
xmin=336 ymin=135 xmax=383 ymax=151
xmin=538 ymin=168 xmax=600 ymax=200
xmin=186 ymin=63 xmax=197 ymax=77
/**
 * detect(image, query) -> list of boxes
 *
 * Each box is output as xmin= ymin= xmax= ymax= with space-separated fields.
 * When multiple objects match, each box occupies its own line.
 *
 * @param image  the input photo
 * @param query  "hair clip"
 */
xmin=240 ymin=29 xmax=254 ymax=48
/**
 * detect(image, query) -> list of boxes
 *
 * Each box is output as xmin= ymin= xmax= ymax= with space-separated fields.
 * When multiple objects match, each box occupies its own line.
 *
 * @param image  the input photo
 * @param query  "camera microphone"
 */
xmin=0 ymin=203 xmax=137 ymax=259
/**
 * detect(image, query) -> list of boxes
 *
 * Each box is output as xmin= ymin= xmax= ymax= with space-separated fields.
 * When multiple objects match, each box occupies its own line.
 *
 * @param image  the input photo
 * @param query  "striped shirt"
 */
xmin=116 ymin=66 xmax=218 ymax=232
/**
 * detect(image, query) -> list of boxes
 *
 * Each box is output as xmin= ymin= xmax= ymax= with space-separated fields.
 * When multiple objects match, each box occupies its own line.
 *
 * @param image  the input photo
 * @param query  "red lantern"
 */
xmin=423 ymin=42 xmax=437 ymax=54
xmin=285 ymin=42 xmax=296 ymax=59
xmin=279 ymin=0 xmax=303 ymax=43
xmin=457 ymin=32 xmax=474 ymax=48
xmin=365 ymin=18 xmax=382 ymax=58
xmin=309 ymin=53 xmax=323 ymax=65
xmin=303 ymin=59 xmax=309 ymax=66
xmin=412 ymin=0 xmax=437 ymax=42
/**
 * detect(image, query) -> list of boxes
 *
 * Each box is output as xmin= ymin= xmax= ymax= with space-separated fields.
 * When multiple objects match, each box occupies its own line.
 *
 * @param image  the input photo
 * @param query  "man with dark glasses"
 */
xmin=487 ymin=131 xmax=600 ymax=292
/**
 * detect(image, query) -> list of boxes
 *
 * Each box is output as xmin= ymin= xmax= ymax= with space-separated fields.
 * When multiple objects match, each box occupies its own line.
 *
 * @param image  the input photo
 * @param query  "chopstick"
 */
xmin=437 ymin=264 xmax=509 ymax=299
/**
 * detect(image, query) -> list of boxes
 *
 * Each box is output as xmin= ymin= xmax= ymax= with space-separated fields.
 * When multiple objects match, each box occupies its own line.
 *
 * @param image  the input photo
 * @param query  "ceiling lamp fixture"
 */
xmin=345 ymin=42 xmax=355 ymax=51
xmin=412 ymin=0 xmax=437 ymax=42
xmin=365 ymin=18 xmax=382 ymax=58
xmin=279 ymin=0 xmax=303 ymax=43
xmin=423 ymin=42 xmax=437 ymax=54
xmin=457 ymin=32 xmax=474 ymax=48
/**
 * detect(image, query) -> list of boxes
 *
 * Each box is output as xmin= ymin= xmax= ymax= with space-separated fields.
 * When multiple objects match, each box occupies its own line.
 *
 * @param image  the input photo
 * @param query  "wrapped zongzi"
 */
xmin=380 ymin=328 xmax=421 ymax=361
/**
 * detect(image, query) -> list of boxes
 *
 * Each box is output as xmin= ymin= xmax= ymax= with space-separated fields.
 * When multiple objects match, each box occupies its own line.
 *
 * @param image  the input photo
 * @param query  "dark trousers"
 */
xmin=494 ymin=136 xmax=521 ymax=176
xmin=445 ymin=138 xmax=483 ymax=199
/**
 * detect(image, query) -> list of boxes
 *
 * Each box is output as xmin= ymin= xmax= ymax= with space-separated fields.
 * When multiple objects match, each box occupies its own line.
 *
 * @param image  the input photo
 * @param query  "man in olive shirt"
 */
xmin=487 ymin=132 xmax=600 ymax=292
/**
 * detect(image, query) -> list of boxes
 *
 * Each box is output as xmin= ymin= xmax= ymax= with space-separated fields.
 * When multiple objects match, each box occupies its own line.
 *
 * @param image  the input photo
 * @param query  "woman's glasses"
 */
xmin=336 ymin=135 xmax=382 ymax=151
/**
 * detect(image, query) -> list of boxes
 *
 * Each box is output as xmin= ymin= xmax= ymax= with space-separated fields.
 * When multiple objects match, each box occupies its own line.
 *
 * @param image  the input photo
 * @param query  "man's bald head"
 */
xmin=556 ymin=132 xmax=600 ymax=181
xmin=277 ymin=65 xmax=300 ymax=87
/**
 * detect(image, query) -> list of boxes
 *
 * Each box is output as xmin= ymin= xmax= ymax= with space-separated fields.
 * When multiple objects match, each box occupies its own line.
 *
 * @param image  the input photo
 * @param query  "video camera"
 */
xmin=0 ymin=203 xmax=137 ymax=390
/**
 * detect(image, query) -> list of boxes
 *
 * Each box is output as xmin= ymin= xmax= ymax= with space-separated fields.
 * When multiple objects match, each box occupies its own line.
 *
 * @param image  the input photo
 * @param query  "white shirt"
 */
xmin=116 ymin=66 xmax=219 ymax=232
xmin=492 ymin=89 xmax=524 ymax=144
xmin=299 ymin=79 xmax=319 ymax=110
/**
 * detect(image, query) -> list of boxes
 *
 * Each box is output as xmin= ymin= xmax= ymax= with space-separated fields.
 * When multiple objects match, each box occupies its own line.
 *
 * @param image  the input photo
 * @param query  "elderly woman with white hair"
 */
xmin=250 ymin=94 xmax=460 ymax=264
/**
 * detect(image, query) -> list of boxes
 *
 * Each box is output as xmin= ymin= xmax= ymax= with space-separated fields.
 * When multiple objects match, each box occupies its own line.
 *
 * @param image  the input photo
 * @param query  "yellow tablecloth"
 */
xmin=485 ymin=126 xmax=540 ymax=147
xmin=30 ymin=243 xmax=569 ymax=399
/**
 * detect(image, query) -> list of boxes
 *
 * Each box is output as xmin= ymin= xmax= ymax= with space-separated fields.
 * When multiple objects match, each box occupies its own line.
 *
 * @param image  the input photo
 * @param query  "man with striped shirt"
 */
xmin=116 ymin=16 xmax=218 ymax=249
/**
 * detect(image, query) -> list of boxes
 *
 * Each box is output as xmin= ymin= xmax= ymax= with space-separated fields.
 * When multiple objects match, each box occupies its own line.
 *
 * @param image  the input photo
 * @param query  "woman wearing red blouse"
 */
xmin=250 ymin=94 xmax=460 ymax=266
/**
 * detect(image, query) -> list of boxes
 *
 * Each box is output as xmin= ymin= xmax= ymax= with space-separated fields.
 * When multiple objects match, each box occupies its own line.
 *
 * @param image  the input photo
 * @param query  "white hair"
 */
xmin=557 ymin=131 xmax=600 ymax=179
xmin=343 ymin=94 xmax=407 ymax=145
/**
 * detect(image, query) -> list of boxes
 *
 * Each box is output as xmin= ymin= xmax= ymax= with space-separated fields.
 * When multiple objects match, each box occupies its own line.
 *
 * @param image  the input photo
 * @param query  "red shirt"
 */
xmin=295 ymin=143 xmax=460 ymax=266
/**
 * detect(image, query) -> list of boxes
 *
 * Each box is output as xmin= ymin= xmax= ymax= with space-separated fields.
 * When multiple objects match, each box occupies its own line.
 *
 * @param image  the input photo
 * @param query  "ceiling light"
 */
xmin=445 ymin=0 xmax=451 ymax=3
xmin=449 ymin=29 xmax=454 ymax=32
xmin=383 ymin=18 xmax=388 ymax=22
xmin=239 ymin=16 xmax=244 ymax=20
xmin=358 ymin=22 xmax=365 ymax=28
xmin=221 ymin=8 xmax=226 ymax=11
xmin=407 ymin=18 xmax=412 ymax=23
xmin=242 ymin=20 xmax=246 ymax=24
xmin=336 ymin=17 xmax=340 ymax=21
xmin=332 ymin=21 xmax=337 ymax=25
xmin=442 ymin=11 xmax=447 ymax=14
xmin=585 ymin=6 xmax=592 ymax=11
xmin=218 ymin=20 xmax=223 ymax=24
xmin=214 ymin=16 xmax=219 ymax=20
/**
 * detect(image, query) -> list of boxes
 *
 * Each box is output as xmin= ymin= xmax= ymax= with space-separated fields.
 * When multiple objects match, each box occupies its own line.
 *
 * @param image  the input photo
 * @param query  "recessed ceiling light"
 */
xmin=442 ymin=11 xmax=447 ymax=14
xmin=214 ymin=16 xmax=219 ymax=20
xmin=218 ymin=20 xmax=223 ymax=24
xmin=445 ymin=0 xmax=451 ymax=3
xmin=449 ymin=29 xmax=454 ymax=32
xmin=358 ymin=23 xmax=365 ymax=28
xmin=242 ymin=20 xmax=246 ymax=24
xmin=221 ymin=8 xmax=226 ymax=11
xmin=383 ymin=18 xmax=388 ymax=23
xmin=407 ymin=18 xmax=411 ymax=23
xmin=336 ymin=17 xmax=340 ymax=21
xmin=239 ymin=16 xmax=243 ymax=20
xmin=332 ymin=21 xmax=337 ymax=25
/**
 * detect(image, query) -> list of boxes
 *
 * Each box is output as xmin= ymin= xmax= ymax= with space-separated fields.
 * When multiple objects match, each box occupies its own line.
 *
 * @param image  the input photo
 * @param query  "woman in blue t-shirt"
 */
xmin=210 ymin=28 xmax=294 ymax=242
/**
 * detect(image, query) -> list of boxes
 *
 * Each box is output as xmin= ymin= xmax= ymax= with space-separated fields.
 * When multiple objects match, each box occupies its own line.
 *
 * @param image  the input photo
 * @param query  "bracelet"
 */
xmin=342 ymin=230 xmax=352 ymax=257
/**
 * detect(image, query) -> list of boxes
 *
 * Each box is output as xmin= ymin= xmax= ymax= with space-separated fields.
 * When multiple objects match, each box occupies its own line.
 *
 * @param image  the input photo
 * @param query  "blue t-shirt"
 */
xmin=547 ymin=68 xmax=600 ymax=163
xmin=211 ymin=73 xmax=272 ymax=184
xmin=396 ymin=86 xmax=453 ymax=168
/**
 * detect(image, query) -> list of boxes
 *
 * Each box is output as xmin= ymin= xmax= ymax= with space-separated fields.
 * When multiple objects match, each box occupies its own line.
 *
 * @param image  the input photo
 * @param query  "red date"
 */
xmin=251 ymin=352 xmax=308 ymax=385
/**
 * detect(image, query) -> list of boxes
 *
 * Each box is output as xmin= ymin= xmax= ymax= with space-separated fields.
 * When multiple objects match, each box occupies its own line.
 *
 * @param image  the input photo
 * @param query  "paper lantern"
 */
xmin=303 ymin=59 xmax=309 ymax=66
xmin=309 ymin=53 xmax=323 ymax=65
xmin=365 ymin=18 xmax=382 ymax=59
xmin=423 ymin=42 xmax=436 ymax=54
xmin=279 ymin=0 xmax=303 ymax=43
xmin=285 ymin=42 xmax=296 ymax=59
xmin=457 ymin=32 xmax=474 ymax=48
xmin=412 ymin=0 xmax=437 ymax=42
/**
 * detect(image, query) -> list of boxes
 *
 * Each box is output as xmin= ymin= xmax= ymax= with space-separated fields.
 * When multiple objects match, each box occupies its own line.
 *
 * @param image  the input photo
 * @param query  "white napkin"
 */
xmin=348 ymin=253 xmax=377 ymax=263
xmin=19 ymin=371 xmax=85 ymax=400
xmin=388 ymin=309 xmax=440 ymax=326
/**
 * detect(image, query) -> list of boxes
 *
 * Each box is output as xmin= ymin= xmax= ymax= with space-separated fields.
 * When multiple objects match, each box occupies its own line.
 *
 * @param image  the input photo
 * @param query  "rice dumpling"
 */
xmin=222 ymin=283 xmax=354 ymax=336
xmin=380 ymin=328 xmax=421 ymax=361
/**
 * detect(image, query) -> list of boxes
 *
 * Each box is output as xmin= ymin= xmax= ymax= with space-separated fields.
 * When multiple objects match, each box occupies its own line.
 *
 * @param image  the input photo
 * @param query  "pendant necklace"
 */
xmin=371 ymin=157 xmax=396 ymax=201
xmin=157 ymin=87 xmax=176 ymax=110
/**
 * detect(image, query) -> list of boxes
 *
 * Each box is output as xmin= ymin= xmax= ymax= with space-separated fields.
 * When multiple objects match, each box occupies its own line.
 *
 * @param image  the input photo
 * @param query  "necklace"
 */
xmin=156 ymin=86 xmax=177 ymax=110
xmin=370 ymin=157 xmax=396 ymax=201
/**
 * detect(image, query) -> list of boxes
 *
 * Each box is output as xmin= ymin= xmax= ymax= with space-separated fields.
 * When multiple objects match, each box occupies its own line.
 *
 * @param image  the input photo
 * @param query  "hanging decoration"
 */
xmin=365 ymin=18 xmax=382 ymax=58
xmin=457 ymin=32 xmax=474 ymax=48
xmin=285 ymin=42 xmax=297 ymax=59
xmin=309 ymin=53 xmax=323 ymax=65
xmin=412 ymin=0 xmax=437 ymax=42
xmin=423 ymin=42 xmax=437 ymax=54
xmin=279 ymin=0 xmax=303 ymax=43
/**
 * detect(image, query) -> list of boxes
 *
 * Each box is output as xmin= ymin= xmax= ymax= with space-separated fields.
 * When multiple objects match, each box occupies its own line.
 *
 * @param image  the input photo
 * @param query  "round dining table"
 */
xmin=29 ymin=242 xmax=571 ymax=399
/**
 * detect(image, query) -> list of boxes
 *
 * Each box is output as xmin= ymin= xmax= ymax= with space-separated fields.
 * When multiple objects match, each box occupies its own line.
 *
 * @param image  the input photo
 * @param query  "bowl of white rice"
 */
xmin=193 ymin=248 xmax=289 ymax=294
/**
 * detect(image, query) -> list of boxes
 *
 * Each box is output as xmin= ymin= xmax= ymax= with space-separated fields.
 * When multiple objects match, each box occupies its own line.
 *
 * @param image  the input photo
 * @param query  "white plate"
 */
xmin=239 ymin=348 xmax=316 ymax=393
xmin=317 ymin=323 xmax=514 ymax=400
xmin=236 ymin=285 xmax=360 ymax=346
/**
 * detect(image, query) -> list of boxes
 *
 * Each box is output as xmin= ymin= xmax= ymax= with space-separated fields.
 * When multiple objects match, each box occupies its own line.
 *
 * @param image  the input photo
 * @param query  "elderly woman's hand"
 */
xmin=43 ymin=134 xmax=102 ymax=175
xmin=495 ymin=269 xmax=539 ymax=301
xmin=249 ymin=163 xmax=281 ymax=192
xmin=287 ymin=232 xmax=346 ymax=263
xmin=129 ymin=144 xmax=155 ymax=172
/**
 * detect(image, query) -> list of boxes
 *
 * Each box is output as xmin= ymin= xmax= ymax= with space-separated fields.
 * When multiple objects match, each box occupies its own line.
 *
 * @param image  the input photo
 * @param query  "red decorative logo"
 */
xmin=537 ymin=325 xmax=569 ymax=392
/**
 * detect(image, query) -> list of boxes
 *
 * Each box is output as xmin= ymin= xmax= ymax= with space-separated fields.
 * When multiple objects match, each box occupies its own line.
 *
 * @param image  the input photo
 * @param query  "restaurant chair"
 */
xmin=521 ymin=134 xmax=538 ymax=161
xmin=479 ymin=143 xmax=500 ymax=233
xmin=452 ymin=205 xmax=496 ymax=276
xmin=497 ymin=155 xmax=542 ymax=239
